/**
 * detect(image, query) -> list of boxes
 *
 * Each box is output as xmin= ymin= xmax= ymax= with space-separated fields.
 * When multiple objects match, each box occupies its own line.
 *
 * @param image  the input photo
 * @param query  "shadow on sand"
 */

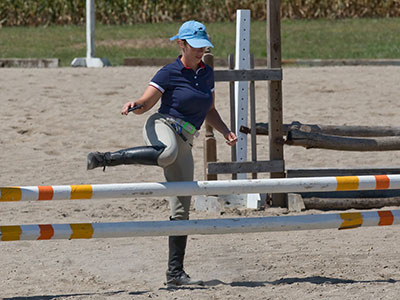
xmin=5 ymin=276 xmax=397 ymax=298
xmin=203 ymin=276 xmax=397 ymax=288
xmin=2 ymin=290 xmax=148 ymax=300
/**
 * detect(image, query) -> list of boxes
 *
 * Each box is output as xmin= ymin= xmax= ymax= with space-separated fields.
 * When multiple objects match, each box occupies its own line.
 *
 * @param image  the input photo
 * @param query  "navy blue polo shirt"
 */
xmin=149 ymin=56 xmax=214 ymax=129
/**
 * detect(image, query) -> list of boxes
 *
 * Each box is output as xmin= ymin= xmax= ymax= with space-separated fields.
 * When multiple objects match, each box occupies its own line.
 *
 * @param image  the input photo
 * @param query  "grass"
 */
xmin=0 ymin=18 xmax=399 ymax=66
xmin=282 ymin=18 xmax=400 ymax=59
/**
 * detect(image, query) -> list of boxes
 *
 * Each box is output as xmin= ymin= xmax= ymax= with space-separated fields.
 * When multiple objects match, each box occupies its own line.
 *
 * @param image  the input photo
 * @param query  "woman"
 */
xmin=87 ymin=20 xmax=237 ymax=287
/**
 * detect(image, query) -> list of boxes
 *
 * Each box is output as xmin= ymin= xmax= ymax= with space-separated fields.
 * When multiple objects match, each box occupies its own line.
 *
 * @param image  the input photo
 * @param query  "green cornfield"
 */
xmin=1 ymin=0 xmax=400 ymax=26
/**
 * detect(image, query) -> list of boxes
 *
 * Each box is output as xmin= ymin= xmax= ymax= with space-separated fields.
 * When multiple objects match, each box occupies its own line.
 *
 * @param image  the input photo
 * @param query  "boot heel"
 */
xmin=166 ymin=271 xmax=204 ymax=287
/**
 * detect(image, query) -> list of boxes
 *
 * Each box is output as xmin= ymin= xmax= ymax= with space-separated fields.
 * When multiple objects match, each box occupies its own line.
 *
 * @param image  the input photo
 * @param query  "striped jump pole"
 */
xmin=1 ymin=210 xmax=400 ymax=242
xmin=1 ymin=174 xmax=400 ymax=202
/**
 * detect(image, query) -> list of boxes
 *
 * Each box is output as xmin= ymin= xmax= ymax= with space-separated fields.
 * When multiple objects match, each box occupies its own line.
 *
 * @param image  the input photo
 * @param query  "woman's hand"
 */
xmin=121 ymin=102 xmax=143 ymax=115
xmin=121 ymin=86 xmax=162 ymax=116
xmin=224 ymin=131 xmax=238 ymax=146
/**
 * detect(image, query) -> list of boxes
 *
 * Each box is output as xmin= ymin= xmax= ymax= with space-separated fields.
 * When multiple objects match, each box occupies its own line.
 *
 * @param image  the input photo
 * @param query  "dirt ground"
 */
xmin=1 ymin=65 xmax=400 ymax=299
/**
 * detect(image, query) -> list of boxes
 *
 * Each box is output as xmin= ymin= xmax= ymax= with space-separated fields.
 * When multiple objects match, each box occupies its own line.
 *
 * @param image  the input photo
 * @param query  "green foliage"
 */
xmin=1 ymin=0 xmax=400 ymax=26
xmin=281 ymin=0 xmax=400 ymax=19
xmin=0 ymin=19 xmax=399 ymax=66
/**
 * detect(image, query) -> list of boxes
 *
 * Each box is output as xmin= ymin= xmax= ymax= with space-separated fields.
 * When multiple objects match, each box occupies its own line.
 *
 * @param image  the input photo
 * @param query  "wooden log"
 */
xmin=202 ymin=50 xmax=217 ymax=180
xmin=287 ymin=167 xmax=400 ymax=178
xmin=240 ymin=124 xmax=290 ymax=135
xmin=297 ymin=123 xmax=400 ymax=137
xmin=286 ymin=129 xmax=400 ymax=151
xmin=241 ymin=122 xmax=400 ymax=137
xmin=303 ymin=197 xmax=400 ymax=211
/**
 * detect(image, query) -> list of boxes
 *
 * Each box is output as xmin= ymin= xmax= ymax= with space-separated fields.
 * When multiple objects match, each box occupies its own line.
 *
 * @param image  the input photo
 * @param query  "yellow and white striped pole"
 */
xmin=1 ymin=175 xmax=400 ymax=202
xmin=1 ymin=210 xmax=399 ymax=242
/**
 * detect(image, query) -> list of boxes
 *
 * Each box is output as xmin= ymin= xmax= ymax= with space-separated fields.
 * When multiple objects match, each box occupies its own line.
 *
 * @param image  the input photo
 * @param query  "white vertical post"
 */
xmin=84 ymin=0 xmax=104 ymax=67
xmin=86 ymin=0 xmax=95 ymax=59
xmin=235 ymin=9 xmax=262 ymax=209
xmin=234 ymin=10 xmax=250 ymax=180
xmin=233 ymin=10 xmax=262 ymax=209
xmin=71 ymin=0 xmax=109 ymax=67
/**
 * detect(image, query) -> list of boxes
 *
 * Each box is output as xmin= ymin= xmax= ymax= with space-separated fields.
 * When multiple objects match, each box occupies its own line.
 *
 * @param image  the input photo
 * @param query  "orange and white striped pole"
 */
xmin=1 ymin=175 xmax=400 ymax=202
xmin=1 ymin=210 xmax=400 ymax=241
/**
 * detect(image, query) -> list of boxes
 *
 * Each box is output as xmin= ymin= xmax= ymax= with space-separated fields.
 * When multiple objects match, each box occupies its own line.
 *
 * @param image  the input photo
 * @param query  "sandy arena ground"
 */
xmin=1 ymin=65 xmax=400 ymax=299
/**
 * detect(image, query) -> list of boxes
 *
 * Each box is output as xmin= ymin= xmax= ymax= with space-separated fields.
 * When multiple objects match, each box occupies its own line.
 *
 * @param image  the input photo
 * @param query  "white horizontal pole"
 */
xmin=1 ymin=210 xmax=399 ymax=241
xmin=1 ymin=175 xmax=400 ymax=202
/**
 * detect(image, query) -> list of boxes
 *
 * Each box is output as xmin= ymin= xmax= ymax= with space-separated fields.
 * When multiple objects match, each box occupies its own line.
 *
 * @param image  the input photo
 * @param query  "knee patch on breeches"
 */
xmin=143 ymin=115 xmax=179 ymax=168
xmin=157 ymin=143 xmax=178 ymax=167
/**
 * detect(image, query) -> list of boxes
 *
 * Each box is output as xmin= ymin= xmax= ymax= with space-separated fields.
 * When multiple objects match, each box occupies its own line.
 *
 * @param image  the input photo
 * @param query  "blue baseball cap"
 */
xmin=170 ymin=20 xmax=214 ymax=48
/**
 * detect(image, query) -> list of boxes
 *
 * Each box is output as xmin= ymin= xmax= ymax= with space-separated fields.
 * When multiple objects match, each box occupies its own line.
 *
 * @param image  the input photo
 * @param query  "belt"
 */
xmin=165 ymin=116 xmax=200 ymax=138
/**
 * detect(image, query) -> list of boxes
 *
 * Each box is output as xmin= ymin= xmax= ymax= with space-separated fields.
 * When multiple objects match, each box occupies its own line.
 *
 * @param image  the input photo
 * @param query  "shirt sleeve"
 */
xmin=149 ymin=67 xmax=169 ymax=94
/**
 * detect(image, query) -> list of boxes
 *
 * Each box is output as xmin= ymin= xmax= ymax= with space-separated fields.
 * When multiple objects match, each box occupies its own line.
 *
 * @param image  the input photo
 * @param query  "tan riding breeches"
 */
xmin=143 ymin=113 xmax=194 ymax=220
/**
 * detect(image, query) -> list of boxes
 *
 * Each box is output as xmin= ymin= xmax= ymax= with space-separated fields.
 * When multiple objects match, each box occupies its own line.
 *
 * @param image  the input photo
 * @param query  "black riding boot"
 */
xmin=86 ymin=145 xmax=165 ymax=170
xmin=166 ymin=235 xmax=203 ymax=287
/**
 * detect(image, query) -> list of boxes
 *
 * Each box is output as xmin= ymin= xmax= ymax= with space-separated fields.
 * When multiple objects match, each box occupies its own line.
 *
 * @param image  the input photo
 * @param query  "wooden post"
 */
xmin=228 ymin=54 xmax=237 ymax=180
xmin=249 ymin=54 xmax=257 ymax=179
xmin=267 ymin=0 xmax=286 ymax=207
xmin=203 ymin=49 xmax=217 ymax=180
